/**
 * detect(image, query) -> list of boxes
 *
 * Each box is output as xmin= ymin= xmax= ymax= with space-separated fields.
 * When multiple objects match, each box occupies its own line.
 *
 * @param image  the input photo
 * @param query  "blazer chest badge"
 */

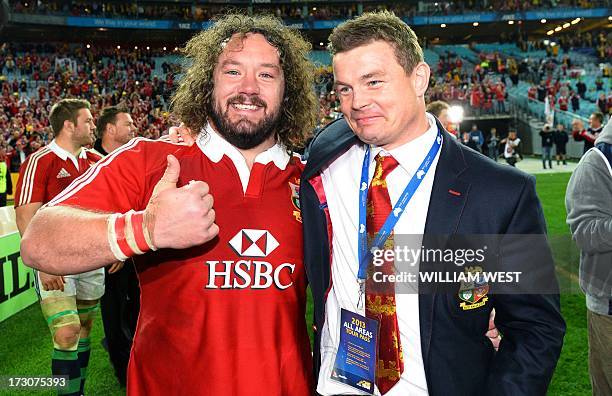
xmin=458 ymin=266 xmax=489 ymax=310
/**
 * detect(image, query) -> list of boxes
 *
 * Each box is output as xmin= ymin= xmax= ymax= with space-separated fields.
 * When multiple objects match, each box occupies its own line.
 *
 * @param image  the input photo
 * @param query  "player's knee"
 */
xmin=53 ymin=324 xmax=81 ymax=350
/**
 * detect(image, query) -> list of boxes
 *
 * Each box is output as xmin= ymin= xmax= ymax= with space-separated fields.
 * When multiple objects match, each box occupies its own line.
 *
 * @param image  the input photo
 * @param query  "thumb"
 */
xmin=152 ymin=155 xmax=180 ymax=196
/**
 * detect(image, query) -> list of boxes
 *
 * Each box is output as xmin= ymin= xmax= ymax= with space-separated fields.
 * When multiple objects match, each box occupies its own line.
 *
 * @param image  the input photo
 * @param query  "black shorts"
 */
xmin=555 ymin=145 xmax=567 ymax=155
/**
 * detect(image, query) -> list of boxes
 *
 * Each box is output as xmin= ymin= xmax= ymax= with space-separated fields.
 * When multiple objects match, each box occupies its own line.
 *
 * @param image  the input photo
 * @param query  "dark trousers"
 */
xmin=100 ymin=261 xmax=140 ymax=386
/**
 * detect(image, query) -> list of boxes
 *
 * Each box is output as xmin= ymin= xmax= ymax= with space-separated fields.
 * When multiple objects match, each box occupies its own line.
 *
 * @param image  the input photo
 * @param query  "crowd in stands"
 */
xmin=520 ymin=31 xmax=611 ymax=120
xmin=427 ymin=51 xmax=510 ymax=116
xmin=250 ymin=32 xmax=611 ymax=127
xmin=0 ymin=43 xmax=177 ymax=172
xmin=312 ymin=67 xmax=341 ymax=131
xmin=1 ymin=26 xmax=609 ymax=175
xmin=420 ymin=0 xmax=603 ymax=14
xmin=543 ymin=30 xmax=611 ymax=63
xmin=10 ymin=0 xmax=607 ymax=22
xmin=527 ymin=76 xmax=610 ymax=114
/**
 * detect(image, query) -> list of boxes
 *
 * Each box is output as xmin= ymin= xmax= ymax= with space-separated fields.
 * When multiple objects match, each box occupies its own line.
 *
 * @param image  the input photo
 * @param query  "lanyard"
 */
xmin=357 ymin=130 xmax=442 ymax=306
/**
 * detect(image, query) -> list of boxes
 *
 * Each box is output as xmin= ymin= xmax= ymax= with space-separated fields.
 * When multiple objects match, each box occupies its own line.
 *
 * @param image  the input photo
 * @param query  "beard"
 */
xmin=208 ymin=94 xmax=281 ymax=150
xmin=76 ymin=129 xmax=94 ymax=147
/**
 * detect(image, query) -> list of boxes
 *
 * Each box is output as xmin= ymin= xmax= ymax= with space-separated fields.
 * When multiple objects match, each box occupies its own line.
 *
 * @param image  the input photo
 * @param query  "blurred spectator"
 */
xmin=571 ymin=118 xmax=590 ymax=154
xmin=426 ymin=100 xmax=450 ymax=126
xmin=487 ymin=127 xmax=500 ymax=162
xmin=588 ymin=111 xmax=605 ymax=145
xmin=570 ymin=90 xmax=580 ymax=113
xmin=501 ymin=129 xmax=522 ymax=167
xmin=540 ymin=124 xmax=555 ymax=169
xmin=495 ymin=82 xmax=506 ymax=113
xmin=537 ymin=81 xmax=547 ymax=102
xmin=461 ymin=131 xmax=480 ymax=151
xmin=0 ymin=146 xmax=12 ymax=206
xmin=469 ymin=124 xmax=484 ymax=153
xmin=596 ymin=93 xmax=608 ymax=115
xmin=557 ymin=93 xmax=568 ymax=112
xmin=426 ymin=100 xmax=458 ymax=137
xmin=8 ymin=140 xmax=28 ymax=172
xmin=576 ymin=79 xmax=587 ymax=98
xmin=554 ymin=124 xmax=569 ymax=165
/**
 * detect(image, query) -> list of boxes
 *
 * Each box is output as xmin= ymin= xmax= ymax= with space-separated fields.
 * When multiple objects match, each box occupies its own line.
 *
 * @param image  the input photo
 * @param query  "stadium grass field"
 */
xmin=0 ymin=172 xmax=590 ymax=395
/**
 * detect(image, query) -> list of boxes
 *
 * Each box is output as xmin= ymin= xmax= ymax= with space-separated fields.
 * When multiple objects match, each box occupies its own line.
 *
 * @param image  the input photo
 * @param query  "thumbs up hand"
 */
xmin=144 ymin=155 xmax=219 ymax=250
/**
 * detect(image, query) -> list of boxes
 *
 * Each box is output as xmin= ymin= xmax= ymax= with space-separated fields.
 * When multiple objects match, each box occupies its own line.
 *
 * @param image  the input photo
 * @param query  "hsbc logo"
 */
xmin=229 ymin=229 xmax=279 ymax=257
xmin=204 ymin=229 xmax=294 ymax=290
xmin=204 ymin=260 xmax=295 ymax=290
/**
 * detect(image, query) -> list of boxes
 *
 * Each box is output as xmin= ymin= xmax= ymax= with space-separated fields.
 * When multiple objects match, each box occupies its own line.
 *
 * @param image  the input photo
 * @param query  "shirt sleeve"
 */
xmin=14 ymin=150 xmax=49 ymax=207
xmin=48 ymin=138 xmax=155 ymax=213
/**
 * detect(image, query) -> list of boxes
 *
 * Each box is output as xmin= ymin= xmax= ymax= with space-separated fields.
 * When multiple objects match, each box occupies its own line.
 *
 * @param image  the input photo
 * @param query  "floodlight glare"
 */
xmin=448 ymin=105 xmax=464 ymax=124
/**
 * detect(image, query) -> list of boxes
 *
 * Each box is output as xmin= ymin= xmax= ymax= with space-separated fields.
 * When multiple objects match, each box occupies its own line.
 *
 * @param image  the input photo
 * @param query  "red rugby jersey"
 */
xmin=49 ymin=129 xmax=312 ymax=396
xmin=14 ymin=140 xmax=102 ymax=207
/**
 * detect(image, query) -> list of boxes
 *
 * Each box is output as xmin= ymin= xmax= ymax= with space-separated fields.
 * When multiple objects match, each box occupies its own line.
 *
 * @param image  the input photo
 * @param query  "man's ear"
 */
xmin=63 ymin=119 xmax=74 ymax=134
xmin=413 ymin=62 xmax=431 ymax=98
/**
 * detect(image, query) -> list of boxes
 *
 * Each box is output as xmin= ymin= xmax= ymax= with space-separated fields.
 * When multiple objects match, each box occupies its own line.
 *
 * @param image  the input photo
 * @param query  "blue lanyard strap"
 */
xmin=357 ymin=130 xmax=442 ymax=282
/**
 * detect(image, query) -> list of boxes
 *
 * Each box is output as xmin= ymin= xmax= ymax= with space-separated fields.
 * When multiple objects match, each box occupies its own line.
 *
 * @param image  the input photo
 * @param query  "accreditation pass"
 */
xmin=331 ymin=309 xmax=379 ymax=394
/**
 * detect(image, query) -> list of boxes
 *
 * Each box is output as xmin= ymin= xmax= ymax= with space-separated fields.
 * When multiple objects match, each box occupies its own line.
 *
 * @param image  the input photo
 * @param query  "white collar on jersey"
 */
xmin=370 ymin=112 xmax=440 ymax=175
xmin=195 ymin=122 xmax=291 ymax=171
xmin=48 ymin=140 xmax=87 ymax=171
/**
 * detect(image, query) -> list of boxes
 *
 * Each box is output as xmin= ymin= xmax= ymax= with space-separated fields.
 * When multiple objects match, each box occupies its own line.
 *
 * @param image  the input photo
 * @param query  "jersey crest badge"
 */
xmin=289 ymin=178 xmax=302 ymax=223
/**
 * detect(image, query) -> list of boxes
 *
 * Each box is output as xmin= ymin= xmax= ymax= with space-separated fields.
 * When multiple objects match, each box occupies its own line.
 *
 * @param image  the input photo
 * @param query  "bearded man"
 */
xmin=20 ymin=14 xmax=318 ymax=396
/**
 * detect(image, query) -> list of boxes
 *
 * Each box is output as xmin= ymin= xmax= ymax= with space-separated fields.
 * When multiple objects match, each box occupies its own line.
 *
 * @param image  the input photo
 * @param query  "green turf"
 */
xmin=534 ymin=172 xmax=590 ymax=396
xmin=535 ymin=173 xmax=572 ymax=235
xmin=0 ymin=172 xmax=590 ymax=395
xmin=0 ymin=303 xmax=122 ymax=395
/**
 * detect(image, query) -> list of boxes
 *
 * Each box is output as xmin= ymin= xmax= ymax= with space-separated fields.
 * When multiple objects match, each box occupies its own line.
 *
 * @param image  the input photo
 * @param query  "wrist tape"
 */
xmin=107 ymin=210 xmax=157 ymax=261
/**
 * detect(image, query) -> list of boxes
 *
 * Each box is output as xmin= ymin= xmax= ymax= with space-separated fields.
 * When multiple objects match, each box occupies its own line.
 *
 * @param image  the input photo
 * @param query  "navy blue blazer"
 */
xmin=300 ymin=117 xmax=566 ymax=396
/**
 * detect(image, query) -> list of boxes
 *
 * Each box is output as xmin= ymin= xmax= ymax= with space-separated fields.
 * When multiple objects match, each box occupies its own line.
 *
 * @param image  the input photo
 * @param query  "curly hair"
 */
xmin=171 ymin=13 xmax=318 ymax=149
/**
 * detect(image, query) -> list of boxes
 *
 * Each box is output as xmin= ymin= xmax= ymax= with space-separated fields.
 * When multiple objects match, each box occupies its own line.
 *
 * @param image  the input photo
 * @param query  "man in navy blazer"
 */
xmin=300 ymin=12 xmax=565 ymax=396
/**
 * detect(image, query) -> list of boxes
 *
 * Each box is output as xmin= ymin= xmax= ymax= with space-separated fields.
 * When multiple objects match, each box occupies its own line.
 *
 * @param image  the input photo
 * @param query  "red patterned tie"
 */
xmin=365 ymin=153 xmax=403 ymax=395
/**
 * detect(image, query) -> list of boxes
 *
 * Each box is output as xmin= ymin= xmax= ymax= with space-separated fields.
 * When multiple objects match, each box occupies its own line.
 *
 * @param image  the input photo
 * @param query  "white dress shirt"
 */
xmin=317 ymin=113 xmax=441 ymax=396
